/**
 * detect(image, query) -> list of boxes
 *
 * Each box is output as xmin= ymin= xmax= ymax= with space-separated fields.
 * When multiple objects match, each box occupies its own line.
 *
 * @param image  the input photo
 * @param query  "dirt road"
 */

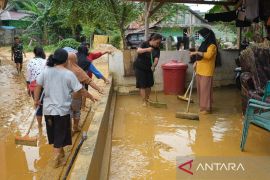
xmin=0 ymin=46 xmax=109 ymax=179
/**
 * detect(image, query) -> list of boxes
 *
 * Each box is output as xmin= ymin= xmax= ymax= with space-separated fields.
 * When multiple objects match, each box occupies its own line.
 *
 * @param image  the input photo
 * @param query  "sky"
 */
xmin=186 ymin=4 xmax=214 ymax=13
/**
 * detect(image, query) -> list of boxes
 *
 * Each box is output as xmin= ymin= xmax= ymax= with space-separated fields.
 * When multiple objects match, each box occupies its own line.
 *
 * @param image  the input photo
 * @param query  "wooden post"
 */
xmin=144 ymin=2 xmax=149 ymax=40
xmin=144 ymin=0 xmax=154 ymax=40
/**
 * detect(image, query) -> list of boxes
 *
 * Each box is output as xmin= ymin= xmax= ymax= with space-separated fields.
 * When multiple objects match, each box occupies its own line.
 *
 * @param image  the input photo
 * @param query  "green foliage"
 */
xmin=43 ymin=44 xmax=58 ymax=53
xmin=150 ymin=3 xmax=188 ymax=22
xmin=51 ymin=0 xmax=142 ymax=49
xmin=57 ymin=38 xmax=80 ymax=49
xmin=208 ymin=5 xmax=224 ymax=13
xmin=245 ymin=31 xmax=254 ymax=41
xmin=109 ymin=34 xmax=121 ymax=49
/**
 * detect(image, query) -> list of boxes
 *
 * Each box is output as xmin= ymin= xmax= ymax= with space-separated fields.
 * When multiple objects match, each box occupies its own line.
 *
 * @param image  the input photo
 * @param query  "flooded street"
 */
xmin=0 ymin=47 xmax=109 ymax=179
xmin=110 ymin=87 xmax=270 ymax=179
xmin=0 ymin=47 xmax=44 ymax=179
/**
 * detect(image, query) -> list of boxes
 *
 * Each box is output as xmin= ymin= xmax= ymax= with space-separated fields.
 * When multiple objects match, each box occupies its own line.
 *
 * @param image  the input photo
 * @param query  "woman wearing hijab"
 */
xmin=76 ymin=45 xmax=93 ymax=109
xmin=134 ymin=33 xmax=162 ymax=106
xmin=190 ymin=28 xmax=217 ymax=114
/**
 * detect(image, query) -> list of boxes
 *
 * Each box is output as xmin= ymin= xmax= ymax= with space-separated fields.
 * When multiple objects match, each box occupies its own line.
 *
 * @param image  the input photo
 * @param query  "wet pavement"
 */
xmin=109 ymin=87 xmax=270 ymax=179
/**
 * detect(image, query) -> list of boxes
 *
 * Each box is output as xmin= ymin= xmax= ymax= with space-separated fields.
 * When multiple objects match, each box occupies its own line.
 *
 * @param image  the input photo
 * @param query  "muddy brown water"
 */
xmin=0 ymin=48 xmax=50 ymax=179
xmin=0 ymin=47 xmax=109 ymax=179
xmin=109 ymin=88 xmax=270 ymax=179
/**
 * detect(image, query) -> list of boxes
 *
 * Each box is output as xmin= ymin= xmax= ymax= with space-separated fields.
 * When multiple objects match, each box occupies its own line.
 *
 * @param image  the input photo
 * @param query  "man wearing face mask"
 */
xmin=190 ymin=28 xmax=217 ymax=114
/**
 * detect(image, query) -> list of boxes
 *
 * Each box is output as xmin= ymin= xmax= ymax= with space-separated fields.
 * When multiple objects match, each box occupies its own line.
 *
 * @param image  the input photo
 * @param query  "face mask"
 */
xmin=198 ymin=34 xmax=205 ymax=42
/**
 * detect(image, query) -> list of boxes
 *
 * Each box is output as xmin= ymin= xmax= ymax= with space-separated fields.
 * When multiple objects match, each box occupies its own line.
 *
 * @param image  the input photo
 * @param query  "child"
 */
xmin=34 ymin=48 xmax=97 ymax=168
xmin=11 ymin=37 xmax=26 ymax=74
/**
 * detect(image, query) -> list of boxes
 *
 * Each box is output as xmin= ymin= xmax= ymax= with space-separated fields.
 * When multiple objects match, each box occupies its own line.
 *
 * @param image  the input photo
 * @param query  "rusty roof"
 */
xmin=0 ymin=10 xmax=31 ymax=21
xmin=0 ymin=0 xmax=8 ymax=10
xmin=128 ymin=0 xmax=238 ymax=6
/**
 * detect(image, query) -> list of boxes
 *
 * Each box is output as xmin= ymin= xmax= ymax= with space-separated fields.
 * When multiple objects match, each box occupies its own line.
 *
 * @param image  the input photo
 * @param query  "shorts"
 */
xmin=14 ymin=58 xmax=23 ymax=64
xmin=45 ymin=114 xmax=72 ymax=148
xmin=71 ymin=98 xmax=82 ymax=119
xmin=135 ymin=68 xmax=154 ymax=88
xmin=84 ymin=84 xmax=88 ymax=91
xmin=31 ymin=90 xmax=43 ymax=116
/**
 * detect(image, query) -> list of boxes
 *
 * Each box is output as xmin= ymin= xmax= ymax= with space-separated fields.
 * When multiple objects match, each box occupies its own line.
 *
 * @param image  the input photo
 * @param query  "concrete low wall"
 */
xmin=70 ymin=77 xmax=114 ymax=180
xmin=109 ymin=49 xmax=238 ymax=93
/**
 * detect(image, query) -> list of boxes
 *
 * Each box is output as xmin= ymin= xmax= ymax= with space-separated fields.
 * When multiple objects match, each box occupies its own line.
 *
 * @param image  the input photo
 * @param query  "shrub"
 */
xmin=57 ymin=38 xmax=80 ymax=49
xmin=109 ymin=34 xmax=121 ymax=49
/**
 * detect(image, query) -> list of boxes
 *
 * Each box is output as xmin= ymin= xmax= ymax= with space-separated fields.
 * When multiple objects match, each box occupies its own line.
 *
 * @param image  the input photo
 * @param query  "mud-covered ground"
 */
xmin=0 ymin=46 xmax=110 ymax=179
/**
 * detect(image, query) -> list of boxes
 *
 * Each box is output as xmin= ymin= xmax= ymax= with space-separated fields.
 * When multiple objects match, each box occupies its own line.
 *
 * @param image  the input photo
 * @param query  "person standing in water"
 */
xmin=190 ymin=28 xmax=217 ymax=114
xmin=11 ymin=37 xmax=26 ymax=74
xmin=134 ymin=33 xmax=162 ymax=106
xmin=26 ymin=46 xmax=47 ymax=128
xmin=34 ymin=48 xmax=97 ymax=168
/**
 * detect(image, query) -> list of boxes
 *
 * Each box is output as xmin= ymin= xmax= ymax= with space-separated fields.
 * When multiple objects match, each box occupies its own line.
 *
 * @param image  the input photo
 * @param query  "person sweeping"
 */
xmin=34 ymin=48 xmax=97 ymax=168
xmin=26 ymin=46 xmax=47 ymax=128
xmin=134 ymin=33 xmax=162 ymax=106
xmin=190 ymin=28 xmax=217 ymax=114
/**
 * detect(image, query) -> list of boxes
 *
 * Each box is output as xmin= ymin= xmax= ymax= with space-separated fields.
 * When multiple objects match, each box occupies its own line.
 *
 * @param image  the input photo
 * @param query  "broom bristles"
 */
xmin=177 ymin=96 xmax=194 ymax=103
xmin=15 ymin=136 xmax=38 ymax=147
xmin=148 ymin=100 xmax=167 ymax=108
xmin=176 ymin=112 xmax=199 ymax=120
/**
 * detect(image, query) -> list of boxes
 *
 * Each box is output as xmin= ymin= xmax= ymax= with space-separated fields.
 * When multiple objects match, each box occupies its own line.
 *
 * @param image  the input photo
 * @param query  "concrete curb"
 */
xmin=69 ymin=76 xmax=113 ymax=180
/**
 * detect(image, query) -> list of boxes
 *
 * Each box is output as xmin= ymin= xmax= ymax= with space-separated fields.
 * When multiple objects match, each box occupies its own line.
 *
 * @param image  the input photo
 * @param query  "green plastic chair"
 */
xmin=240 ymin=81 xmax=270 ymax=151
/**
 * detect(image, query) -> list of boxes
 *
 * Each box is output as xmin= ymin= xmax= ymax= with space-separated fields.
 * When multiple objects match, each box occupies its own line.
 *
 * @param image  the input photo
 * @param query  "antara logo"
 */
xmin=178 ymin=160 xmax=245 ymax=175
xmin=178 ymin=160 xmax=194 ymax=175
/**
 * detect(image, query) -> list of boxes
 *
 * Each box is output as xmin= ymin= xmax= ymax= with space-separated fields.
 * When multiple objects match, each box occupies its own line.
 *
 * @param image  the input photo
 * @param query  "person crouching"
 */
xmin=34 ymin=48 xmax=97 ymax=168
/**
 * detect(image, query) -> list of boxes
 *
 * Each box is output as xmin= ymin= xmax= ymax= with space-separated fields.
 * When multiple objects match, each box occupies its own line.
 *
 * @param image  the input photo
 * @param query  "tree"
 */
xmin=51 ymin=0 xmax=142 ymax=49
xmin=8 ymin=0 xmax=54 ymax=44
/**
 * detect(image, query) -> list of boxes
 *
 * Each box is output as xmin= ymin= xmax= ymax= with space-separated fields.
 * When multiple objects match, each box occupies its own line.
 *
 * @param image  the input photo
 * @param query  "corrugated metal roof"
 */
xmin=0 ymin=10 xmax=31 ymax=21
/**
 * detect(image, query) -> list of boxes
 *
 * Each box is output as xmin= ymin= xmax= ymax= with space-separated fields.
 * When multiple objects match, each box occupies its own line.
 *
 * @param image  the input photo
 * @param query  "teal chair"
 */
xmin=240 ymin=81 xmax=270 ymax=151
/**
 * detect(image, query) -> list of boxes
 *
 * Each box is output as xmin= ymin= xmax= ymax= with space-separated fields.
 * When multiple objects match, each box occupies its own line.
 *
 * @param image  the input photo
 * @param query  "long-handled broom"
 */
xmin=15 ymin=92 xmax=44 ymax=146
xmin=177 ymin=77 xmax=194 ymax=103
xmin=176 ymin=72 xmax=199 ymax=120
xmin=148 ymin=53 xmax=167 ymax=108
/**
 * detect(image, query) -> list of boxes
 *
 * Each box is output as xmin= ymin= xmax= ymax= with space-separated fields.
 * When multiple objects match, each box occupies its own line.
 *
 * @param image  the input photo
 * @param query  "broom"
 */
xmin=15 ymin=91 xmax=44 ymax=146
xmin=176 ymin=72 xmax=199 ymax=120
xmin=177 ymin=78 xmax=194 ymax=103
xmin=148 ymin=53 xmax=167 ymax=108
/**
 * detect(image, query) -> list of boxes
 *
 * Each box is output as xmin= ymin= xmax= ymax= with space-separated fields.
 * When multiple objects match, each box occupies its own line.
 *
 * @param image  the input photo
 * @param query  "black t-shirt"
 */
xmin=12 ymin=43 xmax=23 ymax=59
xmin=134 ymin=41 xmax=160 ymax=71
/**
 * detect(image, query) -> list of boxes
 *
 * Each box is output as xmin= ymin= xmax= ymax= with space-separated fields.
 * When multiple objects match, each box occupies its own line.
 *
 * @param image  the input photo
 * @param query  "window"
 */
xmin=130 ymin=34 xmax=138 ymax=41
xmin=195 ymin=32 xmax=199 ymax=40
xmin=138 ymin=34 xmax=144 ymax=41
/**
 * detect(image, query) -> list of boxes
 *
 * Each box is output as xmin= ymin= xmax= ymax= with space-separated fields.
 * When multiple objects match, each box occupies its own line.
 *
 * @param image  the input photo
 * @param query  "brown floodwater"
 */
xmin=0 ymin=48 xmax=51 ymax=179
xmin=109 ymin=87 xmax=270 ymax=179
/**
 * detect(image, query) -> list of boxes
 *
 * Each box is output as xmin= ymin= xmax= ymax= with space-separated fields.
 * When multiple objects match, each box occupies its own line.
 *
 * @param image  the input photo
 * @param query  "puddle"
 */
xmin=109 ymin=88 xmax=270 ymax=179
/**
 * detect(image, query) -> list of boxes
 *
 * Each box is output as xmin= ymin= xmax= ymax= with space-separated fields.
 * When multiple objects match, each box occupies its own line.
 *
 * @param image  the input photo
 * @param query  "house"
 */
xmin=0 ymin=10 xmax=31 ymax=45
xmin=126 ymin=8 xmax=210 ymax=49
